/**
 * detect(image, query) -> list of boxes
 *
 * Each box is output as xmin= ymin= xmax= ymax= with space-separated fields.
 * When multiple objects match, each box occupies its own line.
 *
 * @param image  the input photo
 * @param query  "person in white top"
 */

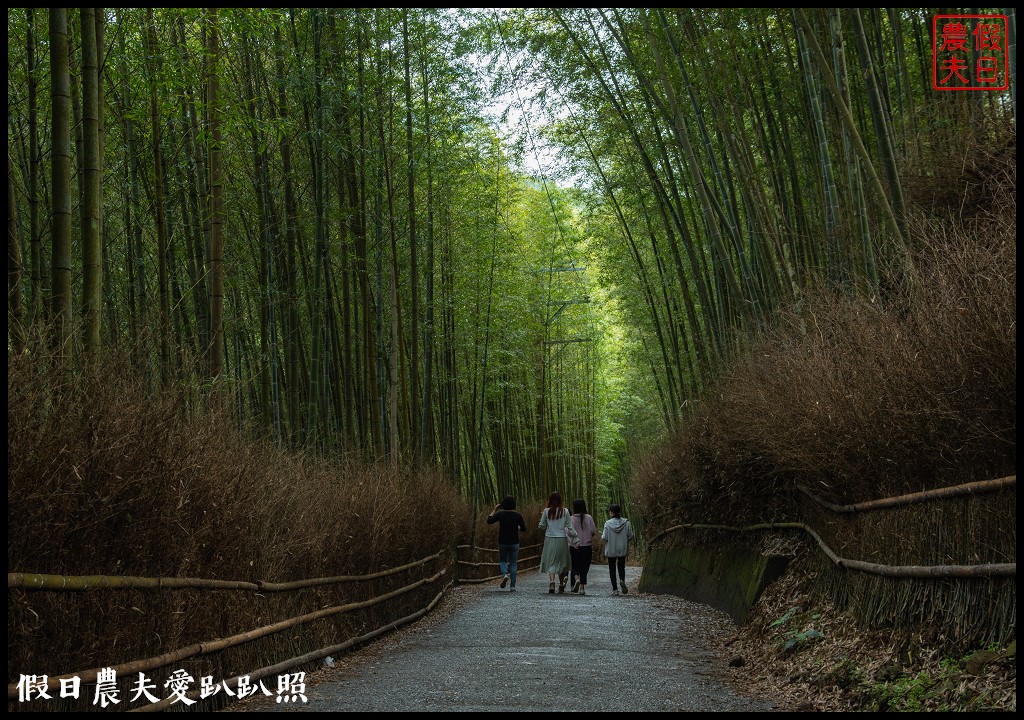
xmin=538 ymin=491 xmax=579 ymax=593
xmin=601 ymin=504 xmax=634 ymax=595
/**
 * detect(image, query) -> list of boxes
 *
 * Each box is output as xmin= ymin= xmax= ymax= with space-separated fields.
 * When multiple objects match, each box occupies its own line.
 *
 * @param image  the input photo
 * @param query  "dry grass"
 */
xmin=632 ymin=122 xmax=1015 ymax=513
xmin=7 ymin=349 xmax=467 ymax=709
xmin=628 ymin=122 xmax=1016 ymax=696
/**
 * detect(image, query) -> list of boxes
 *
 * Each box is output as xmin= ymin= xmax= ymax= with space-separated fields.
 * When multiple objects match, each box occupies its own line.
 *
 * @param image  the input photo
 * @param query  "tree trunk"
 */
xmin=27 ymin=9 xmax=45 ymax=323
xmin=272 ymin=22 xmax=305 ymax=445
xmin=8 ymin=152 xmax=25 ymax=351
xmin=851 ymin=8 xmax=906 ymax=239
xmin=49 ymin=8 xmax=73 ymax=347
xmin=403 ymin=10 xmax=421 ymax=463
xmin=117 ymin=10 xmax=147 ymax=353
xmin=355 ymin=14 xmax=382 ymax=453
xmin=175 ymin=13 xmax=210 ymax=372
xmin=96 ymin=8 xmax=116 ymax=345
xmin=419 ymin=27 xmax=436 ymax=463
xmin=207 ymin=8 xmax=225 ymax=381
xmin=81 ymin=7 xmax=103 ymax=353
xmin=145 ymin=8 xmax=171 ymax=383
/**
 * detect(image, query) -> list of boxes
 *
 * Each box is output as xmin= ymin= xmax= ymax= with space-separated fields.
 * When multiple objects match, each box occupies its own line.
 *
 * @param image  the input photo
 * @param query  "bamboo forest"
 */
xmin=7 ymin=8 xmax=1017 ymax=713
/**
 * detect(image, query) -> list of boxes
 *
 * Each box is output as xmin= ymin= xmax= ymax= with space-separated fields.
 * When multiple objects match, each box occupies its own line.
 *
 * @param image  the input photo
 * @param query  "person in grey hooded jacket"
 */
xmin=601 ymin=504 xmax=634 ymax=595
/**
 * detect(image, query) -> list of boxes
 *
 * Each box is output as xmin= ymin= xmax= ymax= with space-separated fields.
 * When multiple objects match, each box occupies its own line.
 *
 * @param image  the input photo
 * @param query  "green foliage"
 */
xmin=768 ymin=606 xmax=824 ymax=655
xmin=824 ymin=657 xmax=864 ymax=689
xmin=861 ymin=647 xmax=1015 ymax=711
xmin=781 ymin=628 xmax=823 ymax=654
xmin=869 ymin=671 xmax=935 ymax=712
xmin=770 ymin=606 xmax=800 ymax=628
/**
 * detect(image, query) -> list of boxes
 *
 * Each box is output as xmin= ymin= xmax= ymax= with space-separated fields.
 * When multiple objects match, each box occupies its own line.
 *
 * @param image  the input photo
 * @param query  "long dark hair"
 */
xmin=546 ymin=491 xmax=565 ymax=520
xmin=572 ymin=498 xmax=587 ymax=516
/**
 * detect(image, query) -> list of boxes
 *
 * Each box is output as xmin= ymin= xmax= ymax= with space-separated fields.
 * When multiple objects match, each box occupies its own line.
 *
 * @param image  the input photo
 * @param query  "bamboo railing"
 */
xmin=8 ymin=549 xmax=455 ymax=707
xmin=454 ymin=543 xmax=542 ymax=583
xmin=647 ymin=476 xmax=1016 ymax=579
xmin=9 ymin=539 xmax=560 ymax=709
xmin=8 ymin=553 xmax=442 ymax=592
xmin=795 ymin=475 xmax=1015 ymax=513
xmin=130 ymin=579 xmax=454 ymax=712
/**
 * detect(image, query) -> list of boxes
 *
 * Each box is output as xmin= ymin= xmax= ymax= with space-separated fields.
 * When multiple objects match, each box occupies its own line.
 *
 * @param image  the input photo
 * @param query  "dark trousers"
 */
xmin=570 ymin=545 xmax=593 ymax=585
xmin=608 ymin=556 xmax=626 ymax=589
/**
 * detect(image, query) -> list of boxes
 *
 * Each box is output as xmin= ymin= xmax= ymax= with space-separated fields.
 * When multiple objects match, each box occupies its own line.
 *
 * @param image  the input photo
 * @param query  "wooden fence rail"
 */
xmin=454 ymin=543 xmax=542 ymax=553
xmin=648 ymin=521 xmax=1015 ymax=578
xmin=7 ymin=567 xmax=447 ymax=700
xmin=8 ymin=541 xmax=555 ymax=707
xmin=795 ymin=475 xmax=1015 ymax=513
xmin=648 ymin=475 xmax=1016 ymax=579
xmin=8 ymin=553 xmax=441 ymax=592
xmin=453 ymin=542 xmax=543 ymax=584
xmin=130 ymin=580 xmax=454 ymax=713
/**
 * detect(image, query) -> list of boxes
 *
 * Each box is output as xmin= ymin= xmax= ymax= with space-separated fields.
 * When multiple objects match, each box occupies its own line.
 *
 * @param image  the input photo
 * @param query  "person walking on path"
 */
xmin=539 ymin=491 xmax=579 ymax=593
xmin=488 ymin=496 xmax=527 ymax=592
xmin=569 ymin=498 xmax=597 ymax=596
xmin=601 ymin=504 xmax=634 ymax=595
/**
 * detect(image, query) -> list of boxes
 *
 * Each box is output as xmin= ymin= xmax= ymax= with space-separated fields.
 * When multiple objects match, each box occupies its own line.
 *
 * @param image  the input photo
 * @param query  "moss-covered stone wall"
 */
xmin=638 ymin=540 xmax=788 ymax=623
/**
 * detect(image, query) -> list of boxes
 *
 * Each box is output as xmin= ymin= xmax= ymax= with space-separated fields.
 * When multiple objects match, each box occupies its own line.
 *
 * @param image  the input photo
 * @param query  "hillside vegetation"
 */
xmin=629 ymin=127 xmax=1016 ymax=711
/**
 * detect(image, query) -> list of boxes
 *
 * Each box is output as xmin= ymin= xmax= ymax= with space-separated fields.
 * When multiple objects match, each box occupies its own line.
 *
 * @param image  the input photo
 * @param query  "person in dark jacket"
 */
xmin=487 ymin=496 xmax=527 ymax=591
xmin=601 ymin=503 xmax=634 ymax=595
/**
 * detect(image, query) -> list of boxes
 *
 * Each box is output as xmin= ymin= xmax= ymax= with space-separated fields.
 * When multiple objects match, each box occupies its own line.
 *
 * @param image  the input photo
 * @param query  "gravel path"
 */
xmin=230 ymin=565 xmax=786 ymax=713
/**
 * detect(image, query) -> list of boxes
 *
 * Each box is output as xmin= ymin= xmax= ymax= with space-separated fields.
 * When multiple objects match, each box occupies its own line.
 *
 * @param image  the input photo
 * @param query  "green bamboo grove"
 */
xmin=6 ymin=9 xmax=1015 ymax=508
xmin=491 ymin=7 xmax=1013 ymax=431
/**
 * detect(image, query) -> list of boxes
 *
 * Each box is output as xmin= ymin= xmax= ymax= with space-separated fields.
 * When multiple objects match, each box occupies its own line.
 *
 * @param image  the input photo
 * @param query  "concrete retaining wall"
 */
xmin=638 ymin=540 xmax=788 ymax=624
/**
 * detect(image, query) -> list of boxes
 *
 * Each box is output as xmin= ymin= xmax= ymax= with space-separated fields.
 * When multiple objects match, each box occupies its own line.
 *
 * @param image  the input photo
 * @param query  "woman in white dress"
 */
xmin=539 ymin=491 xmax=579 ymax=593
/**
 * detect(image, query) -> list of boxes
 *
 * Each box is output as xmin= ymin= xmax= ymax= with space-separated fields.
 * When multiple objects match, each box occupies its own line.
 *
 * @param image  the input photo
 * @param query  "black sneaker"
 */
xmin=500 ymin=574 xmax=509 ymax=589
xmin=621 ymin=583 xmax=628 ymax=595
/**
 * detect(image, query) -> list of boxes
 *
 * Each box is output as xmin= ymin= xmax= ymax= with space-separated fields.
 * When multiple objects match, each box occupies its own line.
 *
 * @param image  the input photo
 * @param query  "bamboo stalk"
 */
xmin=8 ymin=569 xmax=447 ymax=700
xmin=8 ymin=552 xmax=442 ymax=592
xmin=129 ymin=580 xmax=455 ymax=712
xmin=455 ymin=543 xmax=541 ymax=553
xmin=796 ymin=476 xmax=1015 ymax=513
xmin=792 ymin=9 xmax=904 ymax=246
xmin=648 ymin=523 xmax=1015 ymax=578
xmin=456 ymin=554 xmax=540 ymax=568
xmin=458 ymin=568 xmax=540 ymax=585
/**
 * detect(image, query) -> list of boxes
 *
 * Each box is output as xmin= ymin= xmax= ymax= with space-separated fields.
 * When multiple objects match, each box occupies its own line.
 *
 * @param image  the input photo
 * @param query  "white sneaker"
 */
xmin=509 ymin=586 xmax=516 ymax=593
xmin=611 ymin=589 xmax=619 ymax=596
xmin=500 ymin=574 xmax=509 ymax=589
xmin=580 ymin=587 xmax=586 ymax=596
